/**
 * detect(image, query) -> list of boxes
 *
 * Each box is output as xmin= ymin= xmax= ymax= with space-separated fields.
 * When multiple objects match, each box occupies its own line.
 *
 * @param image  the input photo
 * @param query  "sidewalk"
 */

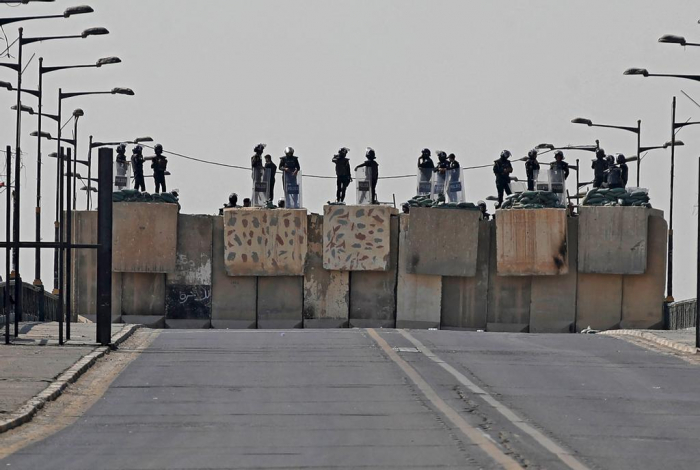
xmin=601 ymin=328 xmax=698 ymax=355
xmin=0 ymin=322 xmax=139 ymax=433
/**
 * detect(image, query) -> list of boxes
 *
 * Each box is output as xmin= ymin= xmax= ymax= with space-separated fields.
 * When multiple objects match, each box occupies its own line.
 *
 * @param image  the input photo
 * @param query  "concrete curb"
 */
xmin=0 ymin=324 xmax=141 ymax=434
xmin=601 ymin=329 xmax=698 ymax=355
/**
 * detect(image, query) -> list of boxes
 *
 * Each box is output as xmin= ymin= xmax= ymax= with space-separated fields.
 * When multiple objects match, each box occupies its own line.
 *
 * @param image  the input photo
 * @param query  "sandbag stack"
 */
xmin=112 ymin=189 xmax=180 ymax=206
xmin=500 ymin=191 xmax=566 ymax=210
xmin=582 ymin=188 xmax=651 ymax=208
xmin=406 ymin=195 xmax=480 ymax=211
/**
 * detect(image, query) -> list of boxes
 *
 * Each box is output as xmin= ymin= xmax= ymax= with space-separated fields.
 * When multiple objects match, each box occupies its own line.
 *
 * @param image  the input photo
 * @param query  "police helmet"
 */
xmin=421 ymin=148 xmax=431 ymax=156
xmin=596 ymin=148 xmax=606 ymax=159
xmin=285 ymin=146 xmax=294 ymax=156
xmin=116 ymin=143 xmax=126 ymax=153
xmin=154 ymin=144 xmax=163 ymax=154
xmin=339 ymin=147 xmax=349 ymax=155
xmin=528 ymin=149 xmax=538 ymax=158
xmin=616 ymin=153 xmax=626 ymax=164
xmin=478 ymin=200 xmax=486 ymax=208
xmin=554 ymin=150 xmax=564 ymax=160
xmin=366 ymin=147 xmax=376 ymax=159
xmin=254 ymin=143 xmax=267 ymax=153
xmin=500 ymin=150 xmax=511 ymax=159
xmin=437 ymin=151 xmax=447 ymax=159
xmin=133 ymin=145 xmax=143 ymax=153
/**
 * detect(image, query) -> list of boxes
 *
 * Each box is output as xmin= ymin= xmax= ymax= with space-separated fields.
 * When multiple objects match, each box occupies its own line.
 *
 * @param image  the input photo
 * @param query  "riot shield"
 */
xmin=431 ymin=168 xmax=447 ymax=201
xmin=549 ymin=167 xmax=566 ymax=205
xmin=535 ymin=170 xmax=550 ymax=192
xmin=510 ymin=181 xmax=527 ymax=194
xmin=416 ymin=167 xmax=433 ymax=196
xmin=113 ymin=161 xmax=131 ymax=191
xmin=283 ymin=169 xmax=303 ymax=209
xmin=252 ymin=167 xmax=269 ymax=207
xmin=356 ymin=167 xmax=373 ymax=205
xmin=445 ymin=168 xmax=466 ymax=203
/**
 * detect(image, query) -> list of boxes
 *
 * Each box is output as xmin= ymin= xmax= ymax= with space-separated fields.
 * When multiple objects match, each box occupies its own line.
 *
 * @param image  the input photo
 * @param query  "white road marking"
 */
xmin=399 ymin=329 xmax=590 ymax=470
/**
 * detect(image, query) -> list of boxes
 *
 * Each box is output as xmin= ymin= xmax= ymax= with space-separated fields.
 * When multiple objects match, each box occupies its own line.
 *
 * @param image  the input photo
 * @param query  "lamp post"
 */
xmin=88 ymin=136 xmax=152 ymax=209
xmin=56 ymin=87 xmax=134 ymax=341
xmin=658 ymin=34 xmax=700 ymax=47
xmin=624 ymin=67 xmax=700 ymax=84
xmin=571 ymin=117 xmax=642 ymax=186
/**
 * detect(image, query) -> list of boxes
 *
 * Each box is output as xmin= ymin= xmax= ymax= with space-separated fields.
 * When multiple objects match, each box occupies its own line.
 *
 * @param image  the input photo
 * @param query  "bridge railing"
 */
xmin=666 ymin=299 xmax=697 ymax=330
xmin=0 ymin=282 xmax=60 ymax=326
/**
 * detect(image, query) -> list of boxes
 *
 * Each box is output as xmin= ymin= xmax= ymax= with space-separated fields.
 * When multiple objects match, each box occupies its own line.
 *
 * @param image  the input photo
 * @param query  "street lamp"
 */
xmin=624 ymin=67 xmax=700 ymax=83
xmin=0 ymin=5 xmax=92 ymax=27
xmin=0 ymin=1 xmax=56 ymax=4
xmin=658 ymin=34 xmax=700 ymax=47
xmin=55 ymin=87 xmax=134 ymax=341
xmin=571 ymin=116 xmax=642 ymax=185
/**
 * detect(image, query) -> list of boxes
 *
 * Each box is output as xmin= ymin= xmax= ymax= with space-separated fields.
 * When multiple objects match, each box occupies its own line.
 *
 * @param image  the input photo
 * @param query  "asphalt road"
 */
xmin=2 ymin=329 xmax=700 ymax=470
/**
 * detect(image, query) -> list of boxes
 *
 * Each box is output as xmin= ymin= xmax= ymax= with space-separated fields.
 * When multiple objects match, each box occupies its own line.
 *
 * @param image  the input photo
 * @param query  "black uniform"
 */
xmin=279 ymin=156 xmax=301 ymax=207
xmin=251 ymin=154 xmax=263 ymax=183
xmin=592 ymin=157 xmax=607 ymax=188
xmin=152 ymin=155 xmax=168 ymax=193
xmin=131 ymin=153 xmax=145 ymax=192
xmin=620 ymin=162 xmax=629 ymax=187
xmin=550 ymin=160 xmax=570 ymax=179
xmin=418 ymin=156 xmax=435 ymax=170
xmin=265 ymin=161 xmax=277 ymax=202
xmin=333 ymin=155 xmax=352 ymax=203
xmin=356 ymin=159 xmax=379 ymax=204
xmin=493 ymin=158 xmax=513 ymax=205
xmin=525 ymin=158 xmax=540 ymax=191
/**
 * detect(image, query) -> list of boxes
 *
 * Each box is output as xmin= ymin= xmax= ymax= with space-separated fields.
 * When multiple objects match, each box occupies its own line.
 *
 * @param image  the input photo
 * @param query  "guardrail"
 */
xmin=667 ymin=299 xmax=697 ymax=330
xmin=0 ymin=282 xmax=59 ymax=326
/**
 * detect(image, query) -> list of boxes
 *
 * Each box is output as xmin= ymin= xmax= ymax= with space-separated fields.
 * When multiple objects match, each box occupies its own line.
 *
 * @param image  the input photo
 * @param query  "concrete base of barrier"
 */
xmin=303 ymin=214 xmax=349 ymax=328
xmin=621 ymin=214 xmax=667 ymax=329
xmin=121 ymin=273 xmax=166 ymax=318
xmin=166 ymin=319 xmax=212 ymax=329
xmin=578 ymin=206 xmax=651 ymax=274
xmin=529 ymin=217 xmax=578 ymax=333
xmin=440 ymin=221 xmax=492 ymax=330
xmin=211 ymin=217 xmax=257 ymax=329
xmin=397 ymin=214 xmax=441 ymax=329
xmin=576 ymin=273 xmax=622 ymax=331
xmin=122 ymin=315 xmax=165 ymax=328
xmin=257 ymin=277 xmax=303 ymax=329
xmin=349 ymin=215 xmax=399 ymax=328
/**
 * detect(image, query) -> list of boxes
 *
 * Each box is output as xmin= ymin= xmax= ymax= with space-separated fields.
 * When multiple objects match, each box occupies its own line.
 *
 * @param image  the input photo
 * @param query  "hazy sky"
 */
xmin=2 ymin=0 xmax=700 ymax=299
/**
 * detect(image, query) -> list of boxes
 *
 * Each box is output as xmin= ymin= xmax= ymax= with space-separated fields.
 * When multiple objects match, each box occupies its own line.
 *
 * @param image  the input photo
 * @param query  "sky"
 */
xmin=1 ymin=0 xmax=700 ymax=299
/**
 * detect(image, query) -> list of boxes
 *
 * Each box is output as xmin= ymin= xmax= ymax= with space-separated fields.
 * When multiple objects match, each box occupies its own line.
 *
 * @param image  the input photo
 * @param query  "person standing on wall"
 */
xmin=152 ymin=144 xmax=168 ymax=194
xmin=493 ymin=150 xmax=513 ymax=207
xmin=525 ymin=149 xmax=540 ymax=191
xmin=355 ymin=147 xmax=379 ymax=204
xmin=264 ymin=154 xmax=277 ymax=204
xmin=333 ymin=147 xmax=352 ymax=204
xmin=131 ymin=145 xmax=146 ymax=192
xmin=592 ymin=148 xmax=608 ymax=189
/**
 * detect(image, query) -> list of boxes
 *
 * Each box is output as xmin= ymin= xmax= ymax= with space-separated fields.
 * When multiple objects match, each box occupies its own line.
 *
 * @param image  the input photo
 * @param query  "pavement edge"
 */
xmin=0 ymin=324 xmax=142 ymax=434
xmin=600 ymin=329 xmax=698 ymax=355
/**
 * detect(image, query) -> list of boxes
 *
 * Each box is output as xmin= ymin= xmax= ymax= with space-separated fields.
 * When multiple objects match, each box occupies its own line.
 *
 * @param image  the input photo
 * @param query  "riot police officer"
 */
xmin=418 ymin=148 xmax=434 ymax=170
xmin=592 ymin=148 xmax=608 ymax=188
xmin=332 ymin=147 xmax=352 ymax=203
xmin=493 ymin=150 xmax=513 ymax=207
xmin=551 ymin=150 xmax=570 ymax=179
xmin=279 ymin=147 xmax=301 ymax=207
xmin=131 ymin=145 xmax=146 ymax=192
xmin=617 ymin=154 xmax=629 ymax=187
xmin=355 ymin=147 xmax=379 ymax=204
xmin=219 ymin=192 xmax=239 ymax=215
xmin=525 ymin=149 xmax=540 ymax=191
xmin=478 ymin=200 xmax=491 ymax=220
xmin=116 ymin=143 xmax=127 ymax=164
xmin=252 ymin=143 xmax=265 ymax=182
xmin=152 ymin=144 xmax=168 ymax=194
xmin=264 ymin=154 xmax=277 ymax=203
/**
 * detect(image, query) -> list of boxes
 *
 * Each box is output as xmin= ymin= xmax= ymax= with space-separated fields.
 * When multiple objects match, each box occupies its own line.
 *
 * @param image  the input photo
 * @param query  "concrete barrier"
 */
xmin=303 ymin=214 xmax=349 ymax=328
xmin=223 ymin=209 xmax=308 ymax=277
xmin=441 ymin=220 xmax=492 ymax=330
xmin=397 ymin=214 xmax=441 ymax=329
xmin=120 ymin=272 xmax=166 ymax=327
xmin=578 ymin=206 xmax=649 ymax=274
xmin=211 ymin=217 xmax=256 ymax=329
xmin=621 ymin=213 xmax=667 ymax=329
xmin=496 ymin=209 xmax=568 ymax=276
xmin=323 ymin=205 xmax=395 ymax=271
xmin=488 ymin=219 xmax=531 ymax=332
xmin=257 ymin=277 xmax=303 ymax=329
xmin=405 ymin=208 xmax=480 ymax=277
xmin=349 ymin=215 xmax=399 ymax=328
xmin=112 ymin=202 xmax=178 ymax=273
xmin=165 ymin=215 xmax=214 ymax=329
xmin=576 ymin=273 xmax=622 ymax=331
xmin=529 ymin=217 xmax=578 ymax=333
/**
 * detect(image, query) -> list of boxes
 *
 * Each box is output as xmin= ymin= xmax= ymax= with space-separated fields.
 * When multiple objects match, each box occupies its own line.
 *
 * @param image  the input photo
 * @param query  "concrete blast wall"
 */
xmin=405 ymin=208 xmax=480 ymax=277
xmin=303 ymin=214 xmax=349 ymax=328
xmin=578 ymin=206 xmax=649 ymax=274
xmin=223 ymin=209 xmax=308 ymax=277
xmin=323 ymin=205 xmax=394 ymax=271
xmin=165 ymin=215 xmax=214 ymax=329
xmin=496 ymin=209 xmax=568 ymax=276
xmin=112 ymin=202 xmax=178 ymax=273
xmin=397 ymin=214 xmax=441 ymax=329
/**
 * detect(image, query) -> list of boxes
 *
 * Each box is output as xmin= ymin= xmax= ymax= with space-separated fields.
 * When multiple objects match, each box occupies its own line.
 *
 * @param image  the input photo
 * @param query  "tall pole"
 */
xmin=65 ymin=146 xmax=72 ymax=341
xmin=57 ymin=146 xmax=64 ymax=345
xmin=12 ymin=28 xmax=24 ymax=333
xmin=87 ymin=136 xmax=93 ymax=210
xmin=96 ymin=148 xmax=113 ymax=345
xmin=53 ymin=91 xmax=63 ymax=296
xmin=576 ymin=158 xmax=580 ymax=214
xmin=72 ymin=118 xmax=78 ymax=209
xmin=34 ymin=57 xmax=43 ymax=287
xmin=668 ymin=97 xmax=676 ymax=302
xmin=5 ymin=145 xmax=12 ymax=345
xmin=636 ymin=120 xmax=642 ymax=187
xmin=696 ymin=155 xmax=699 ymax=349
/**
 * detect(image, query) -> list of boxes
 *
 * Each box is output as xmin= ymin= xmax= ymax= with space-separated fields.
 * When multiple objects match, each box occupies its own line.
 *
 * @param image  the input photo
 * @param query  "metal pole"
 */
xmin=57 ymin=146 xmax=64 ymax=345
xmin=96 ymin=148 xmax=113 ymax=346
xmin=72 ymin=118 xmax=78 ymax=210
xmin=12 ymin=28 xmax=23 ymax=334
xmin=87 ymin=136 xmax=93 ymax=210
xmin=668 ymin=97 xmax=676 ymax=302
xmin=696 ymin=155 xmax=699 ymax=349
xmin=576 ymin=158 xmax=580 ymax=214
xmin=5 ymin=145 xmax=12 ymax=345
xmin=52 ymin=92 xmax=62 ymax=295
xmin=34 ymin=57 xmax=43 ymax=287
xmin=636 ymin=120 xmax=642 ymax=187
xmin=65 ymin=147 xmax=72 ymax=341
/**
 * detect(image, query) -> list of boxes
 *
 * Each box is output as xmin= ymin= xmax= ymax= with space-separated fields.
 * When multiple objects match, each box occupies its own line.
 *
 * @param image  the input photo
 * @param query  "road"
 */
xmin=2 ymin=329 xmax=700 ymax=469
